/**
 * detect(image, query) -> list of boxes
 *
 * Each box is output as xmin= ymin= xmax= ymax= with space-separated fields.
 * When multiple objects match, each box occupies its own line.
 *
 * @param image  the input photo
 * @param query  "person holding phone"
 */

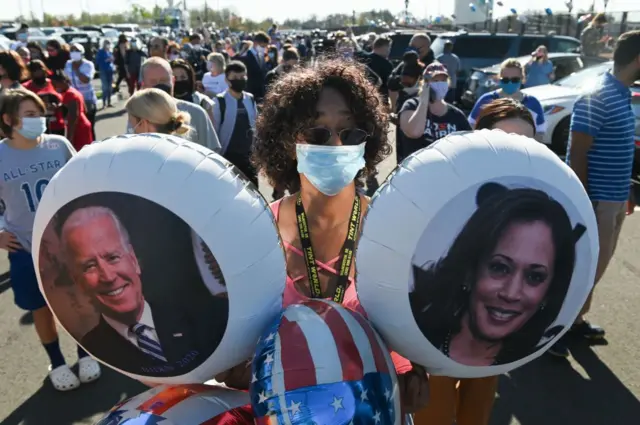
xmin=524 ymin=45 xmax=554 ymax=88
xmin=398 ymin=62 xmax=470 ymax=159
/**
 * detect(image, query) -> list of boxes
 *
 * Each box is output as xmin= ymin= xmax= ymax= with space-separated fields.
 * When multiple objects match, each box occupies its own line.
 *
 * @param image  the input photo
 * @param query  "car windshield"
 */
xmin=555 ymin=62 xmax=611 ymax=88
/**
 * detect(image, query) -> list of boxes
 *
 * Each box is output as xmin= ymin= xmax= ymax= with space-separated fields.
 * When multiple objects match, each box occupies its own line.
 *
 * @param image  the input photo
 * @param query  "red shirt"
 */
xmin=22 ymin=79 xmax=65 ymax=132
xmin=60 ymin=86 xmax=93 ymax=150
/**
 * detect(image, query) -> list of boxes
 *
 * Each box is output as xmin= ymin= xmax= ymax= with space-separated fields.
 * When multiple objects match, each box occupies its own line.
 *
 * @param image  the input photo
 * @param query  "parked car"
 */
xmin=521 ymin=61 xmax=612 ymax=155
xmin=0 ymin=33 xmax=11 ymax=50
xmin=40 ymin=27 xmax=66 ymax=36
xmin=430 ymin=31 xmax=582 ymax=101
xmin=461 ymin=53 xmax=586 ymax=109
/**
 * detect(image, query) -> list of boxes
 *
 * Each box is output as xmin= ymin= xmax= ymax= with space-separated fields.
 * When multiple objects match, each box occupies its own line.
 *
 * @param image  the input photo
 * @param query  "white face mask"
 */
xmin=430 ymin=81 xmax=449 ymax=101
xmin=70 ymin=51 xmax=83 ymax=61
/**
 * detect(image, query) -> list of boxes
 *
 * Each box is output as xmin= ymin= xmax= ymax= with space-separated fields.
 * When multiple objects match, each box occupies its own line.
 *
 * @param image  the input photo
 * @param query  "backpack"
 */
xmin=215 ymin=93 xmax=256 ymax=128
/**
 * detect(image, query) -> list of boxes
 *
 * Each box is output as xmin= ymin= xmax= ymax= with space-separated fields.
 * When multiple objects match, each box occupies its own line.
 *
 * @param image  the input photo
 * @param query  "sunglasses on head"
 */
xmin=500 ymin=77 xmax=521 ymax=84
xmin=302 ymin=127 xmax=368 ymax=146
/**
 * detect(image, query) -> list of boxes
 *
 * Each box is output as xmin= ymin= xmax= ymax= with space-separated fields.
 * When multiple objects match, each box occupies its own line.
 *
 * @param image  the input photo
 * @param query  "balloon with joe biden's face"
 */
xmin=32 ymin=133 xmax=286 ymax=384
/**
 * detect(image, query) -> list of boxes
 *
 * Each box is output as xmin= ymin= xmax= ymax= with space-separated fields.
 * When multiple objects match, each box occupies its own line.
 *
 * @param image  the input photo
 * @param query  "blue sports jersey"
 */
xmin=468 ymin=90 xmax=547 ymax=134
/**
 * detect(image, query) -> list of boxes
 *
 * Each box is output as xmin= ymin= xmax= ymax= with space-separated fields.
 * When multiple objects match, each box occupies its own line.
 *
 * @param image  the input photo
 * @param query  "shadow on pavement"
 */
xmin=2 ymin=367 xmax=146 ymax=425
xmin=19 ymin=311 xmax=33 ymax=326
xmin=491 ymin=344 xmax=640 ymax=425
xmin=96 ymin=109 xmax=127 ymax=122
xmin=0 ymin=272 xmax=10 ymax=295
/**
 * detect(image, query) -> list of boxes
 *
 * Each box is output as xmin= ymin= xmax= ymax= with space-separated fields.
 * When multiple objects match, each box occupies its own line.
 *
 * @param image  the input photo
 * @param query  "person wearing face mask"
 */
xmin=124 ymin=38 xmax=147 ymax=96
xmin=167 ymin=42 xmax=182 ymax=61
xmin=468 ymin=59 xmax=546 ymax=142
xmin=203 ymin=53 xmax=229 ymax=97
xmin=524 ymin=45 xmax=554 ymax=88
xmin=265 ymin=45 xmax=279 ymax=73
xmin=63 ymin=43 xmax=97 ymax=141
xmin=138 ymin=57 xmax=221 ymax=153
xmin=50 ymin=70 xmax=93 ymax=151
xmin=170 ymin=58 xmax=215 ymax=125
xmin=549 ymin=30 xmax=640 ymax=359
xmin=388 ymin=33 xmax=435 ymax=111
xmin=0 ymin=89 xmax=102 ymax=392
xmin=9 ymin=23 xmax=30 ymax=50
xmin=212 ymin=61 xmax=258 ymax=186
xmin=264 ymin=48 xmax=299 ymax=91
xmin=235 ymin=32 xmax=269 ymax=102
xmin=23 ymin=60 xmax=65 ymax=136
xmin=45 ymin=40 xmax=70 ymax=73
xmin=227 ymin=59 xmax=430 ymax=417
xmin=399 ymin=62 xmax=470 ymax=159
xmin=126 ymin=88 xmax=191 ymax=137
xmin=96 ymin=40 xmax=116 ymax=108
xmin=392 ymin=52 xmax=425 ymax=164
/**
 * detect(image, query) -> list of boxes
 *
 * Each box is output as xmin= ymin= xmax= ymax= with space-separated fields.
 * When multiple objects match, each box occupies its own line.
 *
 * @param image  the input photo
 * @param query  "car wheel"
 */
xmin=551 ymin=116 xmax=571 ymax=158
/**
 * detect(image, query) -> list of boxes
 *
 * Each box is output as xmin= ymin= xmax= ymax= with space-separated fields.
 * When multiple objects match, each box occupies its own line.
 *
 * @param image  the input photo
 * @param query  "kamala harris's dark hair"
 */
xmin=409 ymin=182 xmax=586 ymax=364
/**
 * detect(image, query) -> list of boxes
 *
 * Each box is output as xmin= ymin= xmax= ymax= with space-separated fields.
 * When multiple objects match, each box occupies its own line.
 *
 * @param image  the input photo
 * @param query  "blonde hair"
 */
xmin=207 ymin=52 xmax=226 ymax=72
xmin=125 ymin=88 xmax=191 ymax=136
xmin=499 ymin=58 xmax=524 ymax=77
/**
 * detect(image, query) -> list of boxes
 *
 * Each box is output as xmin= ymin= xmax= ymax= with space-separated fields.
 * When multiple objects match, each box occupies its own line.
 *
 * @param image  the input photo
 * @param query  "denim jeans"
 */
xmin=100 ymin=72 xmax=113 ymax=106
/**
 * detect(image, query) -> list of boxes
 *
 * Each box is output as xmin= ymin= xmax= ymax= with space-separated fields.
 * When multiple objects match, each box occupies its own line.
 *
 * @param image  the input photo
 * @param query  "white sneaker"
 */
xmin=78 ymin=356 xmax=102 ymax=384
xmin=48 ymin=364 xmax=81 ymax=391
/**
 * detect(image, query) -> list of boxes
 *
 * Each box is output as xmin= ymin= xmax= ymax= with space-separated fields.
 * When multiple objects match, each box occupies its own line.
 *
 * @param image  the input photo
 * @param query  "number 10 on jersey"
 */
xmin=21 ymin=179 xmax=49 ymax=213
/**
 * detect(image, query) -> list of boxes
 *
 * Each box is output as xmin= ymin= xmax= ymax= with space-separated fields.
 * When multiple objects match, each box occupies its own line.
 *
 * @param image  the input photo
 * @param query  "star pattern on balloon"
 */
xmin=330 ymin=396 xmax=344 ymax=413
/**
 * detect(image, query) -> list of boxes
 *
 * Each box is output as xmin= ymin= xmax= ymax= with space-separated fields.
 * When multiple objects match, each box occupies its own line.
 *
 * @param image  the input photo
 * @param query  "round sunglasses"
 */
xmin=301 ymin=127 xmax=368 ymax=146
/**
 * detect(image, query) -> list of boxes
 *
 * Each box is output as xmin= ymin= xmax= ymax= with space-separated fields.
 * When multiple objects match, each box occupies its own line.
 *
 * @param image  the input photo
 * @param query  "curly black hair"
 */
xmin=252 ymin=59 xmax=391 ymax=192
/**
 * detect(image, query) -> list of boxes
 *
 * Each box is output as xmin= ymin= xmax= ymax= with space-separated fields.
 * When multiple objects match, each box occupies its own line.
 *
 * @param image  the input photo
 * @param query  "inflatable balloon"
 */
xmin=434 ymin=16 xmax=442 ymax=23
xmin=250 ymin=300 xmax=401 ymax=424
xmin=545 ymin=8 xmax=553 ymax=15
xmin=33 ymin=134 xmax=286 ymax=384
xmin=95 ymin=384 xmax=253 ymax=424
xmin=510 ymin=8 xmax=517 ymax=14
xmin=469 ymin=3 xmax=477 ymax=12
xmin=356 ymin=130 xmax=598 ymax=378
xmin=497 ymin=1 xmax=504 ymax=5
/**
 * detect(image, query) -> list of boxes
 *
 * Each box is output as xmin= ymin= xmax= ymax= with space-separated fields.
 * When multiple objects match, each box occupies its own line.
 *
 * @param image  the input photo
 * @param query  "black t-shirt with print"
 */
xmin=399 ymin=98 xmax=471 ymax=157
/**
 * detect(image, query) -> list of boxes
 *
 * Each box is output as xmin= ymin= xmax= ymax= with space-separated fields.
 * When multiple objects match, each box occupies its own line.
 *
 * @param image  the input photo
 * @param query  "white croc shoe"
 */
xmin=78 ymin=356 xmax=102 ymax=384
xmin=49 ymin=364 xmax=81 ymax=391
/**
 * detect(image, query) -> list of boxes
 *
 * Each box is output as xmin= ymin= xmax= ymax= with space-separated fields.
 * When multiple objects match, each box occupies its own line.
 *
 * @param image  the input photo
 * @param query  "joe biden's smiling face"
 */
xmin=65 ymin=214 xmax=144 ymax=325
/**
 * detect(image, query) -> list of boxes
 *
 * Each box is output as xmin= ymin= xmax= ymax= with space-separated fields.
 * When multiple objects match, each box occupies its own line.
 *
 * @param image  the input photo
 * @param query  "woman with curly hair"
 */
xmin=245 ymin=59 xmax=429 ymax=414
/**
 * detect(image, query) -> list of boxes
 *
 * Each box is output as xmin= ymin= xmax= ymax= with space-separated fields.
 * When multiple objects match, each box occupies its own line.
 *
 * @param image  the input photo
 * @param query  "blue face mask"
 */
xmin=499 ymin=81 xmax=521 ymax=95
xmin=17 ymin=117 xmax=46 ymax=140
xmin=296 ymin=143 xmax=366 ymax=196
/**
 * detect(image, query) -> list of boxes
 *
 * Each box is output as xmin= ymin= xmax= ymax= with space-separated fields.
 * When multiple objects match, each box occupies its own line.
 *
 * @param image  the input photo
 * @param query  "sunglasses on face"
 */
xmin=500 ymin=77 xmax=522 ymax=84
xmin=302 ymin=127 xmax=368 ymax=146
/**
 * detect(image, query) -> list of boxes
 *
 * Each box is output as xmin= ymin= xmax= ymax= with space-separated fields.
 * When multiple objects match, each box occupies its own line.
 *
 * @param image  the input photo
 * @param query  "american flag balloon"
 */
xmin=250 ymin=300 xmax=402 ymax=425
xmin=95 ymin=384 xmax=254 ymax=425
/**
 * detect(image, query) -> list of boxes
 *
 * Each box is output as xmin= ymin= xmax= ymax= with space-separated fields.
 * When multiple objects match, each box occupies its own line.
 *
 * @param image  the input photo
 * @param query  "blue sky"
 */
xmin=1 ymin=0 xmax=637 ymax=24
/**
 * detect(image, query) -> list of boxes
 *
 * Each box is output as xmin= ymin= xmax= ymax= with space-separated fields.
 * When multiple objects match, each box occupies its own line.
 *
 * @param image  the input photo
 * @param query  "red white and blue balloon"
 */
xmin=250 ymin=300 xmax=401 ymax=424
xmin=95 ymin=384 xmax=253 ymax=425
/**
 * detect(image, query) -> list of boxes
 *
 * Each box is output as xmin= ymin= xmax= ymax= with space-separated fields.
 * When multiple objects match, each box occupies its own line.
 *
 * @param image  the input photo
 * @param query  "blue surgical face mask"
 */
xmin=499 ymin=81 xmax=521 ymax=95
xmin=296 ymin=142 xmax=366 ymax=196
xmin=17 ymin=116 xmax=46 ymax=139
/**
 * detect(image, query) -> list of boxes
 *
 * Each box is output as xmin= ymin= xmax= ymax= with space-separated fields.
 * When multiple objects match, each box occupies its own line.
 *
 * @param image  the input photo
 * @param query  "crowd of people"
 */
xmin=0 ymin=15 xmax=639 ymax=425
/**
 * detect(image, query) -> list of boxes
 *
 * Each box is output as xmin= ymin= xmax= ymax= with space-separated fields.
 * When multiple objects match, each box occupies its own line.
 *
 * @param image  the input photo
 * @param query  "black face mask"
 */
xmin=33 ymin=76 xmax=46 ymax=85
xmin=173 ymin=80 xmax=193 ymax=100
xmin=154 ymin=83 xmax=172 ymax=95
xmin=229 ymin=79 xmax=247 ymax=93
